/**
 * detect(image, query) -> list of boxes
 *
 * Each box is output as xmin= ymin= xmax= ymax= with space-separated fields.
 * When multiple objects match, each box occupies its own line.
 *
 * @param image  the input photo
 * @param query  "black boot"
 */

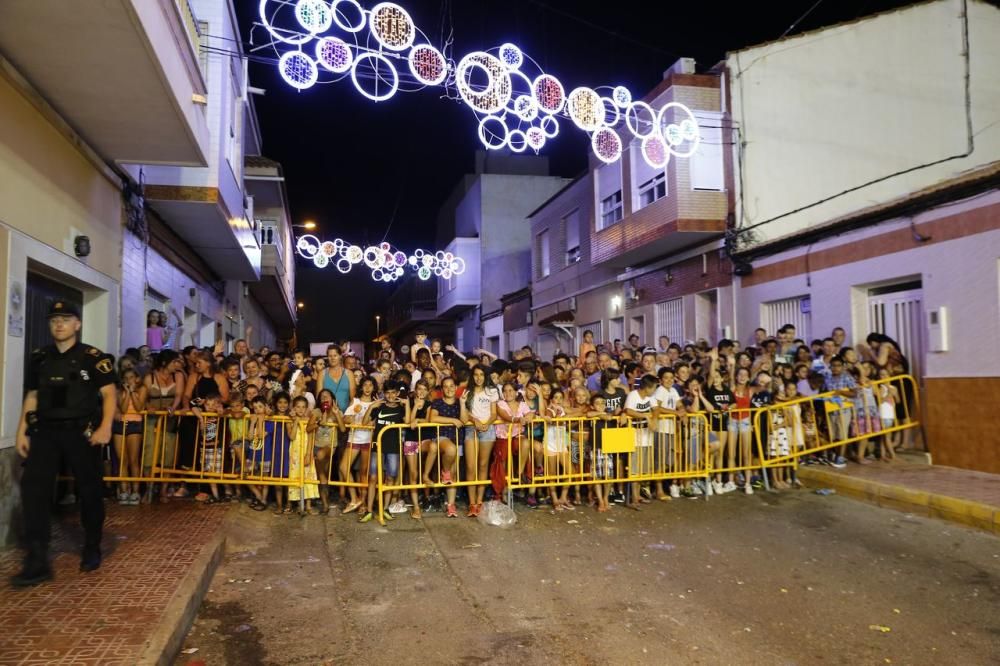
xmin=80 ymin=544 xmax=102 ymax=573
xmin=11 ymin=542 xmax=52 ymax=588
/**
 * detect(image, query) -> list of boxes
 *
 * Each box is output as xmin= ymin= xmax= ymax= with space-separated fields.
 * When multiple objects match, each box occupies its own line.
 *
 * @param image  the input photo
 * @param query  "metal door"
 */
xmin=867 ymin=287 xmax=924 ymax=379
xmin=24 ymin=271 xmax=84 ymax=391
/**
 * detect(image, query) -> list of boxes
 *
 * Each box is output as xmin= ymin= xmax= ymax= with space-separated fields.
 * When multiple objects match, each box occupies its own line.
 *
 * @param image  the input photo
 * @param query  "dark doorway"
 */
xmin=23 ymin=271 xmax=84 ymax=392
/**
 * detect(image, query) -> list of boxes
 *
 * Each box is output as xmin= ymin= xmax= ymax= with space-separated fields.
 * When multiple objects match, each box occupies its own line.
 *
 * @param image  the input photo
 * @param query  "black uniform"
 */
xmin=20 ymin=338 xmax=115 ymax=577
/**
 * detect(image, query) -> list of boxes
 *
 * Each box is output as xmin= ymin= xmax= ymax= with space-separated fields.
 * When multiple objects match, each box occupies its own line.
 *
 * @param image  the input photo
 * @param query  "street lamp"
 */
xmin=297 ymin=301 xmax=305 ymax=310
xmin=375 ymin=314 xmax=381 ymax=339
xmin=292 ymin=221 xmax=316 ymax=230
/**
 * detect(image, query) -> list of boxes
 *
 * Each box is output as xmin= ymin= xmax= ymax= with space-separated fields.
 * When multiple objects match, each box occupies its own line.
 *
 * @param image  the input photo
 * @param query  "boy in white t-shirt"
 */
xmin=624 ymin=375 xmax=658 ymax=510
xmin=652 ymin=367 xmax=684 ymax=499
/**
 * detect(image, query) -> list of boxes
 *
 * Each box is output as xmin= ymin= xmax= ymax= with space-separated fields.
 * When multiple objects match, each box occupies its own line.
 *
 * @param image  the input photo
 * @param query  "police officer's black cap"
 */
xmin=47 ymin=301 xmax=81 ymax=319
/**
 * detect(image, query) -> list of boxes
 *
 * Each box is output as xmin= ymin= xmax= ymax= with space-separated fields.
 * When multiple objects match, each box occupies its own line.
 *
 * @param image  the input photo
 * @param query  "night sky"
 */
xmin=234 ymin=0 xmax=916 ymax=346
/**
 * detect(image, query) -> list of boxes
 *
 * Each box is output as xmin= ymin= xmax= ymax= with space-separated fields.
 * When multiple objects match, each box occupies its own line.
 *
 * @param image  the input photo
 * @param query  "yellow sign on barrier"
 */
xmin=600 ymin=427 xmax=637 ymax=454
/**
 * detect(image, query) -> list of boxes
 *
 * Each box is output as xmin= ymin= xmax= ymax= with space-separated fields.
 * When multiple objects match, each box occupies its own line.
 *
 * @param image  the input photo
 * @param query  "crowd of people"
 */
xmin=102 ymin=310 xmax=912 ymax=525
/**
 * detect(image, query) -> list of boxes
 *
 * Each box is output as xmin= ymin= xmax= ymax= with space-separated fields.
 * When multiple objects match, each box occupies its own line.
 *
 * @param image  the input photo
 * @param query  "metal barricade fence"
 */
xmin=754 ymin=374 xmax=920 ymax=469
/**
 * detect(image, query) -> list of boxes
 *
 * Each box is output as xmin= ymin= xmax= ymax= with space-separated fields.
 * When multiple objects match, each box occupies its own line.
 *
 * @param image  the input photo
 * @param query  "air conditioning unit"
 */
xmin=568 ymin=296 xmax=577 ymax=311
xmin=627 ymin=285 xmax=640 ymax=301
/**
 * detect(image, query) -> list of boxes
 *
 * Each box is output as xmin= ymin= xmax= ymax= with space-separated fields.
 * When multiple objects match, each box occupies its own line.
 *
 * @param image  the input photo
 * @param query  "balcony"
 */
xmin=0 ymin=0 xmax=209 ymax=166
xmin=436 ymin=238 xmax=481 ymax=317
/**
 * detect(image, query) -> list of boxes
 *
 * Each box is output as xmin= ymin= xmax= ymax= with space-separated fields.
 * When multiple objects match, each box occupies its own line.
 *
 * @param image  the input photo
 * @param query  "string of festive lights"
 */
xmin=295 ymin=234 xmax=467 ymax=283
xmin=257 ymin=0 xmax=701 ymax=169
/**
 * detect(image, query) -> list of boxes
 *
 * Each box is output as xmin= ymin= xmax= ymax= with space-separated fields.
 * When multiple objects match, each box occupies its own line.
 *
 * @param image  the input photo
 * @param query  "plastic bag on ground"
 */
xmin=477 ymin=500 xmax=517 ymax=528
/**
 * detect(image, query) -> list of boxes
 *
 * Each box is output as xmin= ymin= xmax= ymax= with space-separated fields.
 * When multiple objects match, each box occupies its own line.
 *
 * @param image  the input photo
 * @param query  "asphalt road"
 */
xmin=176 ymin=490 xmax=1000 ymax=665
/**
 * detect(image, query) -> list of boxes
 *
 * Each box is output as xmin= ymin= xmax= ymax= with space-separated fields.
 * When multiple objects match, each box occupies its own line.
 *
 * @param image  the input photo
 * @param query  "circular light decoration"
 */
xmin=321 ymin=241 xmax=337 ymax=256
xmin=370 ymin=2 xmax=415 ymax=52
xmin=279 ymin=51 xmax=319 ymax=91
xmin=363 ymin=246 xmax=384 ymax=268
xmin=372 ymin=268 xmax=384 ymax=281
xmin=346 ymin=245 xmax=364 ymax=264
xmin=513 ymin=94 xmax=538 ymax=121
xmin=508 ymin=129 xmax=528 ymax=153
xmin=417 ymin=266 xmax=432 ymax=280
xmin=351 ymin=52 xmax=398 ymax=102
xmin=393 ymin=251 xmax=407 ymax=265
xmin=408 ymin=44 xmax=447 ymax=85
xmin=477 ymin=115 xmax=509 ymax=150
xmin=533 ymin=74 xmax=565 ymax=114
xmin=498 ymin=43 xmax=523 ymax=70
xmin=591 ymin=127 xmax=622 ymax=164
xmin=641 ymin=133 xmax=670 ymax=169
xmin=540 ymin=114 xmax=560 ymax=138
xmin=625 ymin=101 xmax=657 ymax=138
xmin=613 ymin=86 xmax=632 ymax=108
xmin=313 ymin=253 xmax=330 ymax=268
xmin=525 ymin=126 xmax=546 ymax=151
xmin=567 ymin=87 xmax=604 ymax=132
xmin=657 ymin=102 xmax=700 ymax=158
xmin=316 ymin=37 xmax=353 ymax=73
xmin=295 ymin=0 xmax=333 ymax=33
xmin=336 ymin=258 xmax=352 ymax=274
xmin=455 ymin=52 xmax=511 ymax=115
xmin=407 ymin=255 xmax=418 ymax=266
xmin=331 ymin=0 xmax=366 ymax=32
xmin=600 ymin=97 xmax=620 ymax=127
xmin=296 ymin=234 xmax=320 ymax=257
xmin=451 ymin=257 xmax=466 ymax=274
xmin=259 ymin=0 xmax=313 ymax=45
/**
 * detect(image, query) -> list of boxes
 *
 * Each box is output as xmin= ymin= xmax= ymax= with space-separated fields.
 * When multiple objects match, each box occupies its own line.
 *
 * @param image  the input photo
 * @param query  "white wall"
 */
xmin=735 ymin=193 xmax=1000 ymax=379
xmin=728 ymin=0 xmax=1000 ymax=248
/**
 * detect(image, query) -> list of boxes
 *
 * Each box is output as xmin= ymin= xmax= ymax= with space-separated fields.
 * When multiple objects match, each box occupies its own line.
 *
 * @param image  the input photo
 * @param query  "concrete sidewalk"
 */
xmin=0 ymin=501 xmax=229 ymax=666
xmin=798 ymin=459 xmax=1000 ymax=534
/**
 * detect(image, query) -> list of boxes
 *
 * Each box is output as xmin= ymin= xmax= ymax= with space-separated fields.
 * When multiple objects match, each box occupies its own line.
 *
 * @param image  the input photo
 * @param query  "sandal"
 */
xmin=282 ymin=507 xmax=293 ymax=515
xmin=343 ymin=500 xmax=363 ymax=514
xmin=251 ymin=500 xmax=267 ymax=512
xmin=172 ymin=487 xmax=190 ymax=498
xmin=410 ymin=509 xmax=422 ymax=520
xmin=205 ymin=496 xmax=219 ymax=504
xmin=194 ymin=492 xmax=210 ymax=502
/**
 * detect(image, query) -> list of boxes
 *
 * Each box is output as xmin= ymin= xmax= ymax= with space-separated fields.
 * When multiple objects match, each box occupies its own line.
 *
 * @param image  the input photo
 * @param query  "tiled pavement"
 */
xmin=804 ymin=459 xmax=1000 ymax=508
xmin=0 ymin=501 xmax=228 ymax=666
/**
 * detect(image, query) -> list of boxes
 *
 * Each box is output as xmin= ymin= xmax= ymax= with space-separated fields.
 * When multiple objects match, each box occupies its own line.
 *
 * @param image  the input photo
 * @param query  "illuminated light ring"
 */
xmin=313 ymin=253 xmax=330 ymax=268
xmin=505 ymin=69 xmax=534 ymax=112
xmin=477 ymin=115 xmax=509 ymax=150
xmin=320 ymin=241 xmax=337 ymax=257
xmin=408 ymin=44 xmax=447 ymax=85
xmin=333 ymin=238 xmax=345 ymax=248
xmin=316 ymin=37 xmax=353 ymax=73
xmin=657 ymin=102 xmax=700 ymax=158
xmin=421 ymin=255 xmax=434 ymax=267
xmin=417 ymin=266 xmax=432 ymax=280
xmin=499 ymin=43 xmax=523 ymax=70
xmin=382 ymin=271 xmax=395 ymax=282
xmin=350 ymin=52 xmax=398 ymax=102
xmin=407 ymin=255 xmax=418 ymax=266
xmin=641 ymin=133 xmax=670 ymax=169
xmin=295 ymin=0 xmax=333 ymax=33
xmin=369 ymin=3 xmax=415 ymax=51
xmin=279 ymin=51 xmax=319 ymax=90
xmin=600 ymin=96 xmax=620 ymax=127
xmin=336 ymin=258 xmax=352 ymax=274
xmin=393 ymin=250 xmax=407 ymax=265
xmin=331 ymin=0 xmax=366 ymax=32
xmin=591 ymin=127 xmax=622 ymax=164
xmin=414 ymin=248 xmax=424 ymax=258
xmin=513 ymin=95 xmax=538 ymax=122
xmin=451 ymin=257 xmax=466 ymax=274
xmin=664 ymin=124 xmax=683 ymax=146
xmin=540 ymin=114 xmax=559 ymax=138
xmin=296 ymin=234 xmax=321 ymax=257
xmin=441 ymin=268 xmax=453 ymax=280
xmin=259 ymin=0 xmax=313 ymax=45
xmin=372 ymin=268 xmax=384 ymax=281
xmin=567 ymin=87 xmax=605 ymax=132
xmin=525 ymin=126 xmax=545 ymax=151
xmin=363 ymin=246 xmax=384 ymax=268
xmin=346 ymin=245 xmax=364 ymax=264
xmin=681 ymin=118 xmax=698 ymax=141
xmin=507 ymin=129 xmax=528 ymax=153
xmin=613 ymin=85 xmax=632 ymax=108
xmin=455 ymin=52 xmax=511 ymax=115
xmin=625 ymin=101 xmax=657 ymax=138
xmin=533 ymin=74 xmax=565 ymax=114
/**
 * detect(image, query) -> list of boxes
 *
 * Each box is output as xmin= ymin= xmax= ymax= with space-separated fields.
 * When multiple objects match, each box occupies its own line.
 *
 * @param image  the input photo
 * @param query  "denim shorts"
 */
xmin=464 ymin=425 xmax=497 ymax=443
xmin=728 ymin=417 xmax=752 ymax=435
xmin=369 ymin=452 xmax=400 ymax=478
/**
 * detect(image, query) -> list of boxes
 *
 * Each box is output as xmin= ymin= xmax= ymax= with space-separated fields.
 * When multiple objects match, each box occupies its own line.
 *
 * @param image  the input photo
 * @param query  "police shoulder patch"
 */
xmin=96 ymin=358 xmax=114 ymax=374
xmin=85 ymin=346 xmax=101 ymax=357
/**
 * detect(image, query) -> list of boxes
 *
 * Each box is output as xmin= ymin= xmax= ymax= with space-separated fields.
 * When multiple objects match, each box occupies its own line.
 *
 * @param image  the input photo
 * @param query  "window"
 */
xmin=637 ymin=172 xmax=666 ymax=207
xmin=760 ymin=296 xmax=811 ymax=342
xmin=537 ymin=230 xmax=550 ymax=278
xmin=563 ymin=209 xmax=580 ymax=266
xmin=690 ymin=111 xmax=724 ymax=191
xmin=600 ymin=191 xmax=623 ymax=229
xmin=654 ymin=298 xmax=684 ymax=344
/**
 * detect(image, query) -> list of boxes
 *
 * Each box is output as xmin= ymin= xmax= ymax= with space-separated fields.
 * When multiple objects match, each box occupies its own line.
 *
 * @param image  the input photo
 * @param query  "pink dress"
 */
xmin=147 ymin=325 xmax=166 ymax=351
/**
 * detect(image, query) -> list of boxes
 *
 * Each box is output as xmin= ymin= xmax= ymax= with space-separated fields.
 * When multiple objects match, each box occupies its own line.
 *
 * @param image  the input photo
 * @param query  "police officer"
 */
xmin=12 ymin=301 xmax=116 ymax=587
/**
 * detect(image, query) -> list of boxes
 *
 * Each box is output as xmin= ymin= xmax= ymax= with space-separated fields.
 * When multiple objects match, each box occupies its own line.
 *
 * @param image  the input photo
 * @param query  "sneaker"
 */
xmin=745 ymin=484 xmax=754 ymax=495
xmin=669 ymin=484 xmax=680 ymax=499
xmin=358 ymin=512 xmax=374 ymax=523
xmin=704 ymin=480 xmax=714 ymax=497
xmin=639 ymin=486 xmax=652 ymax=500
xmin=446 ymin=503 xmax=458 ymax=518
xmin=526 ymin=495 xmax=538 ymax=508
xmin=723 ymin=481 xmax=737 ymax=494
xmin=711 ymin=481 xmax=724 ymax=496
xmin=612 ymin=492 xmax=625 ymax=504
xmin=58 ymin=493 xmax=77 ymax=506
xmin=388 ymin=500 xmax=407 ymax=514
xmin=735 ymin=473 xmax=746 ymax=486
xmin=689 ymin=483 xmax=704 ymax=496
xmin=128 ymin=493 xmax=140 ymax=506
xmin=117 ymin=492 xmax=129 ymax=505
xmin=831 ymin=456 xmax=847 ymax=469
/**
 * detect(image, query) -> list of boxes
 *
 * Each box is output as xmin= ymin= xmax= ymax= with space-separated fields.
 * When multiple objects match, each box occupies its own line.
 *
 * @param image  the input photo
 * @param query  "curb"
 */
xmin=137 ymin=530 xmax=227 ymax=665
xmin=798 ymin=468 xmax=1000 ymax=535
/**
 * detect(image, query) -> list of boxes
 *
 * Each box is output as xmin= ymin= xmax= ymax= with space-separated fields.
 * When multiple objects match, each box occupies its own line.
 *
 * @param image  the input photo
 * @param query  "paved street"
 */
xmin=177 ymin=491 xmax=1000 ymax=665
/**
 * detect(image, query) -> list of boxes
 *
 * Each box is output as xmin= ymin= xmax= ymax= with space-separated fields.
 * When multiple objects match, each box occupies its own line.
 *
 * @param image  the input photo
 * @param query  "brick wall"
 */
xmin=631 ymin=251 xmax=732 ymax=308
